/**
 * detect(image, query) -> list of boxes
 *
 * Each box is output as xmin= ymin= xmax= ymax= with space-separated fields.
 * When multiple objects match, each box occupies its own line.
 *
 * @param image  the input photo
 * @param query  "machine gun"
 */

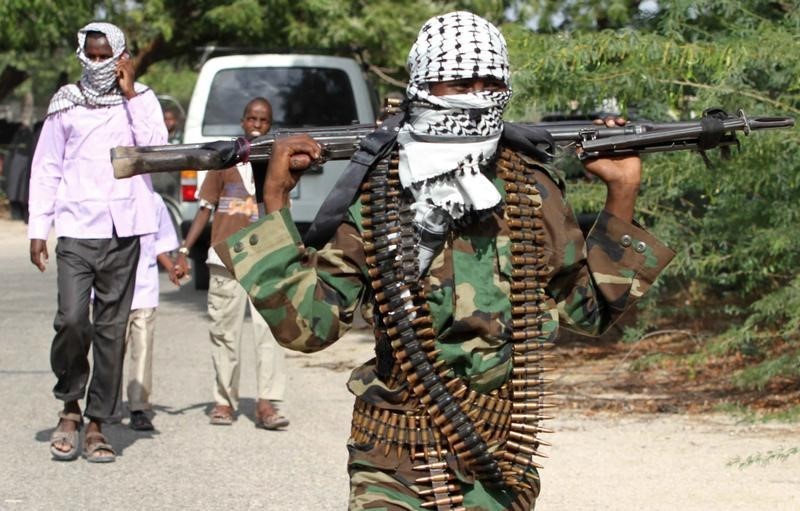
xmin=111 ymin=109 xmax=794 ymax=179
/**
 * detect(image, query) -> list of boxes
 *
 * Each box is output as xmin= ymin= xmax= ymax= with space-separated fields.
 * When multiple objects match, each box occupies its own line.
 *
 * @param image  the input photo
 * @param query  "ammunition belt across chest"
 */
xmin=357 ymin=147 xmax=554 ymax=504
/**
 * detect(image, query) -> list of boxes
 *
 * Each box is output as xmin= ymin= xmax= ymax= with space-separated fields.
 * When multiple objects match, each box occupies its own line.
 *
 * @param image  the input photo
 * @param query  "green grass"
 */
xmin=727 ymin=446 xmax=800 ymax=469
xmin=713 ymin=403 xmax=800 ymax=424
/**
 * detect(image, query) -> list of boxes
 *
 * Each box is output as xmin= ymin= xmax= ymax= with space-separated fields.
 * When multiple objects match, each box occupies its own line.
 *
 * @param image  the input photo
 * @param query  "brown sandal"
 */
xmin=50 ymin=411 xmax=83 ymax=461
xmin=209 ymin=404 xmax=235 ymax=425
xmin=255 ymin=400 xmax=289 ymax=430
xmin=83 ymin=431 xmax=116 ymax=463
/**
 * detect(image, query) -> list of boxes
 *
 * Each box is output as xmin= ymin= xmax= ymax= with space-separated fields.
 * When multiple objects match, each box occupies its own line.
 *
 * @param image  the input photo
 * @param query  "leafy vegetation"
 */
xmin=716 ymin=403 xmax=800 ymax=425
xmin=504 ymin=0 xmax=800 ymax=406
xmin=728 ymin=446 xmax=800 ymax=468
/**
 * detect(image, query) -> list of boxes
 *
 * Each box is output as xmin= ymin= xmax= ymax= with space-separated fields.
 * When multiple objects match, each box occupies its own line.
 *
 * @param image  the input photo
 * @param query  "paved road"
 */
xmin=1 ymin=217 xmax=798 ymax=510
xmin=0 ymin=219 xmax=372 ymax=510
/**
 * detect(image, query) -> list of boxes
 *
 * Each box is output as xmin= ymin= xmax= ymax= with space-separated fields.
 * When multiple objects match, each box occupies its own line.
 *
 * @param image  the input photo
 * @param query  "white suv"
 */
xmin=179 ymin=54 xmax=379 ymax=288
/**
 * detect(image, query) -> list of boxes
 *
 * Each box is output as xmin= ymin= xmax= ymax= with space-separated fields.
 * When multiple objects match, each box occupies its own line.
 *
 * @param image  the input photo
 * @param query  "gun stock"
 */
xmin=111 ymin=110 xmax=795 ymax=179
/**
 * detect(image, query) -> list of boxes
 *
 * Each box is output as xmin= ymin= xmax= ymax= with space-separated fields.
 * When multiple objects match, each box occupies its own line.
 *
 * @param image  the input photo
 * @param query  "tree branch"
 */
xmin=659 ymin=79 xmax=800 ymax=115
xmin=365 ymin=62 xmax=407 ymax=89
xmin=133 ymin=33 xmax=167 ymax=78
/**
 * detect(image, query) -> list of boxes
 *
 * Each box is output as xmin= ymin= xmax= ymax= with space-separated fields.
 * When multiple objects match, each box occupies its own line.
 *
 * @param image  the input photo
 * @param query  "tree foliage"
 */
xmin=506 ymin=0 xmax=800 ymax=388
xmin=0 ymin=1 xmax=516 ymax=105
xmin=0 ymin=0 xmax=97 ymax=102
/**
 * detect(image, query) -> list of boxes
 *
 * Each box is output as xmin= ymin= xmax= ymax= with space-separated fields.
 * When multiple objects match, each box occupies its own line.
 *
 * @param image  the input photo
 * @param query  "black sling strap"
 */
xmin=302 ymin=113 xmax=406 ymax=249
xmin=302 ymin=116 xmax=557 ymax=249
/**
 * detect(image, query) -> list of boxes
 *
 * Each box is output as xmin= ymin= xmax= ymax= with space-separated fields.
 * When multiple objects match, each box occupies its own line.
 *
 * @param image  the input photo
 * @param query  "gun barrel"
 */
xmin=111 ymin=112 xmax=795 ymax=178
xmin=579 ymin=113 xmax=795 ymax=157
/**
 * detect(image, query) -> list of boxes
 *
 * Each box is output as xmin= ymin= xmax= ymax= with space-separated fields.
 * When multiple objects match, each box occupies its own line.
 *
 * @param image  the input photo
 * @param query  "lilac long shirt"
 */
xmin=28 ymin=87 xmax=168 ymax=240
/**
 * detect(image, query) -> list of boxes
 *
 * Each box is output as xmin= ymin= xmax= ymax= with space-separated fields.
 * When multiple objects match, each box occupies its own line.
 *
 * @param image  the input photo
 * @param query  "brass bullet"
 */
xmin=513 ymin=389 xmax=554 ymax=401
xmin=511 ymin=304 xmax=545 ymax=315
xmin=416 ymin=483 xmax=459 ymax=497
xmin=510 ymin=280 xmax=546 ymax=292
xmin=511 ymin=317 xmax=546 ymax=329
xmin=513 ymin=342 xmax=555 ymax=353
xmin=409 ymin=416 xmax=417 ymax=456
xmin=510 ymin=292 xmax=545 ymax=304
xmin=514 ymin=354 xmax=556 ymax=364
xmin=420 ymin=495 xmax=464 ymax=509
xmin=510 ymin=378 xmax=551 ymax=389
xmin=414 ymin=473 xmax=452 ymax=484
xmin=412 ymin=461 xmax=447 ymax=471
xmin=398 ymin=415 xmax=407 ymax=457
xmin=512 ymin=401 xmax=556 ymax=412
xmin=510 ymin=255 xmax=546 ymax=266
xmin=506 ymin=440 xmax=548 ymax=458
xmin=512 ymin=329 xmax=546 ymax=342
xmin=420 ymin=415 xmax=430 ymax=446
xmin=506 ymin=205 xmax=543 ymax=219
xmin=501 ymin=451 xmax=543 ymax=469
xmin=507 ymin=218 xmax=544 ymax=230
xmin=509 ymin=422 xmax=555 ymax=435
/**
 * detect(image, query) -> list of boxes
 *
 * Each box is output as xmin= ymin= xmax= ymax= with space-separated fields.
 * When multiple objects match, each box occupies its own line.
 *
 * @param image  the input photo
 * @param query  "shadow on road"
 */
xmin=159 ymin=280 xmax=208 ymax=313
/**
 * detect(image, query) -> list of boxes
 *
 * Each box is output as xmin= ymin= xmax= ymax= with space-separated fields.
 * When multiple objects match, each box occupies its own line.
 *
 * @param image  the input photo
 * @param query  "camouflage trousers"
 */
xmin=347 ymin=440 xmax=539 ymax=510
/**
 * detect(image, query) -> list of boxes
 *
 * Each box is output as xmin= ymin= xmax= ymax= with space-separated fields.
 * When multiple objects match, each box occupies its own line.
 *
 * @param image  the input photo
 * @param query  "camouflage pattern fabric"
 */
xmin=346 ymin=441 xmax=537 ymax=510
xmin=219 ymin=146 xmax=675 ymax=509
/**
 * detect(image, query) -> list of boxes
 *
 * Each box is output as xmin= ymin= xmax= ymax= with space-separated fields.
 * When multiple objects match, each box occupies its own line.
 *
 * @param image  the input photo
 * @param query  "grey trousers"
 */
xmin=52 ymin=234 xmax=140 ymax=422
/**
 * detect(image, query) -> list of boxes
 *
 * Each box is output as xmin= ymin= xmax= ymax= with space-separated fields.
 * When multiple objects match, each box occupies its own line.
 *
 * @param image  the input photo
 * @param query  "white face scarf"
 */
xmin=399 ymin=11 xmax=512 ymax=222
xmin=399 ymin=11 xmax=512 ymax=273
xmin=47 ymin=22 xmax=130 ymax=115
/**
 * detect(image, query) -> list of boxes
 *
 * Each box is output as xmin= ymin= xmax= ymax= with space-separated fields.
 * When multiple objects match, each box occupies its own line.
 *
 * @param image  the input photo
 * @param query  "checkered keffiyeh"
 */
xmin=47 ymin=22 xmax=145 ymax=116
xmin=398 ymin=11 xmax=512 ymax=232
xmin=406 ymin=11 xmax=510 ymax=96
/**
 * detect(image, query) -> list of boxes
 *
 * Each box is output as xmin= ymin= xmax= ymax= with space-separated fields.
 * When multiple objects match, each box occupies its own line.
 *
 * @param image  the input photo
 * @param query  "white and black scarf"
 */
xmin=47 ymin=22 xmax=143 ymax=116
xmin=399 ymin=11 xmax=512 ymax=272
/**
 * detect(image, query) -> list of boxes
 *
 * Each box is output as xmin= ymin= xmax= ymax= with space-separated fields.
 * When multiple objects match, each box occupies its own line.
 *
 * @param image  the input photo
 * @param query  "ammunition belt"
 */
xmin=361 ymin=153 xmax=506 ymax=494
xmin=350 ymin=388 xmax=514 ymax=455
xmin=495 ymin=148 xmax=554 ymax=492
xmin=360 ymin=147 xmax=554 ymax=498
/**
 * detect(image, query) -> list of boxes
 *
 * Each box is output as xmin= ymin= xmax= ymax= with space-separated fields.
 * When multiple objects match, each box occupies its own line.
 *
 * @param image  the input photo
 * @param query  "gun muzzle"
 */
xmin=111 ymin=138 xmax=249 ymax=178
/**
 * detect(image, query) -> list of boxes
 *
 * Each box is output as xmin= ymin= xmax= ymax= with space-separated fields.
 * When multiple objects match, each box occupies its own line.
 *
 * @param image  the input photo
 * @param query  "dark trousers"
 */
xmin=52 ymin=234 xmax=140 ymax=422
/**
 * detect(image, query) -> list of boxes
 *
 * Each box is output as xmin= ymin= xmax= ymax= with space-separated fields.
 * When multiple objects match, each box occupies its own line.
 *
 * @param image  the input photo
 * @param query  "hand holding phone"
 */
xmin=116 ymin=51 xmax=137 ymax=99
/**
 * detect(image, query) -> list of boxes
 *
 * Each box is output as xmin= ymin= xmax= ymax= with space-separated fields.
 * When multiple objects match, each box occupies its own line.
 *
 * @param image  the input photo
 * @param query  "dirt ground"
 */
xmin=553 ymin=329 xmax=800 ymax=415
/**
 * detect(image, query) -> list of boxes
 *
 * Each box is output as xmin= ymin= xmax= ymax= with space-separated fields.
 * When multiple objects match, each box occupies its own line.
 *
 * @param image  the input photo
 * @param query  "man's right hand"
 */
xmin=175 ymin=253 xmax=191 ymax=279
xmin=30 ymin=239 xmax=48 ymax=272
xmin=263 ymin=135 xmax=322 ymax=214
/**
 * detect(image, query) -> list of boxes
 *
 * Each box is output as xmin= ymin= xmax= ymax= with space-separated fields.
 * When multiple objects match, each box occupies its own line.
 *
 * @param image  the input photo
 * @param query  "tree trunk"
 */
xmin=133 ymin=33 xmax=167 ymax=78
xmin=0 ymin=66 xmax=30 ymax=103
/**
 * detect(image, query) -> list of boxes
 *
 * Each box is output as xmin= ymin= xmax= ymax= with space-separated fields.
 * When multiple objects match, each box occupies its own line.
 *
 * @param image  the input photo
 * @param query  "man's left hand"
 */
xmin=581 ymin=117 xmax=642 ymax=223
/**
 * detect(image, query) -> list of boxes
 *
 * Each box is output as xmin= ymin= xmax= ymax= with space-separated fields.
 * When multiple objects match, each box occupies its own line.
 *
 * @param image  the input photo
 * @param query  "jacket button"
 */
xmin=249 ymin=234 xmax=259 ymax=246
xmin=620 ymin=234 xmax=632 ymax=247
xmin=233 ymin=241 xmax=244 ymax=253
xmin=634 ymin=241 xmax=647 ymax=253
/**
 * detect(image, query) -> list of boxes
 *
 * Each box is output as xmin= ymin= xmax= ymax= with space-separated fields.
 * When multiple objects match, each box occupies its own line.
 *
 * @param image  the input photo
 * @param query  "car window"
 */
xmin=202 ymin=67 xmax=359 ymax=136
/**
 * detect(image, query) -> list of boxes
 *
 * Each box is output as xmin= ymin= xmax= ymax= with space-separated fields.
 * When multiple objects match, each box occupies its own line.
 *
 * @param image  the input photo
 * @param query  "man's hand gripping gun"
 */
xmin=111 ymin=109 xmax=794 ymax=179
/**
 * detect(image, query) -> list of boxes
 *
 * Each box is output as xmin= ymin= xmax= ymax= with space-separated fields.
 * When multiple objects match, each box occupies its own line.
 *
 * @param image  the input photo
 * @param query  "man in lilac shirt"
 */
xmin=28 ymin=22 xmax=167 ymax=463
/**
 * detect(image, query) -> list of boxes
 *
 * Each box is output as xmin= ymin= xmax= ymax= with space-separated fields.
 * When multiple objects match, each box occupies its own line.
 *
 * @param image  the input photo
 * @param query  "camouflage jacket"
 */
xmin=219 ymin=150 xmax=675 ymax=410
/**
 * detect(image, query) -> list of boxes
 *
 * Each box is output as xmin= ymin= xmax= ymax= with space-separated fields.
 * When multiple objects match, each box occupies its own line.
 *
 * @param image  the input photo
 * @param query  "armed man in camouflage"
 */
xmin=216 ymin=11 xmax=674 ymax=510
